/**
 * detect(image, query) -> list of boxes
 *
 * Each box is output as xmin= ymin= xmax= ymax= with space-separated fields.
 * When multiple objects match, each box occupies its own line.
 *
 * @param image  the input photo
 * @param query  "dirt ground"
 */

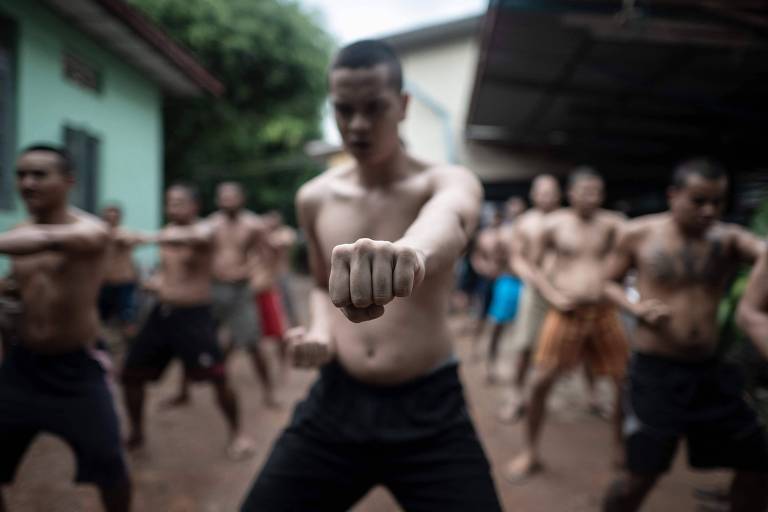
xmin=3 ymin=276 xmax=732 ymax=511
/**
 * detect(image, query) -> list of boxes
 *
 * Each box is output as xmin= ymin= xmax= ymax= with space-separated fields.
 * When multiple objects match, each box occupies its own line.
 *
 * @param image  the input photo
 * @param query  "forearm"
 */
xmin=0 ymin=229 xmax=57 ymax=255
xmin=156 ymin=227 xmax=208 ymax=246
xmin=396 ymin=209 xmax=471 ymax=277
xmin=307 ymin=287 xmax=334 ymax=340
xmin=737 ymin=304 xmax=768 ymax=360
xmin=604 ymin=280 xmax=638 ymax=315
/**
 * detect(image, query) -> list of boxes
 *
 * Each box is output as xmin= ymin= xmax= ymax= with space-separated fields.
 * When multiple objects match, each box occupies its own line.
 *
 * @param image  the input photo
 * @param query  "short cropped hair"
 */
xmin=330 ymin=39 xmax=403 ymax=91
xmin=168 ymin=182 xmax=200 ymax=204
xmin=20 ymin=144 xmax=74 ymax=175
xmin=567 ymin=166 xmax=602 ymax=189
xmin=671 ymin=158 xmax=727 ymax=189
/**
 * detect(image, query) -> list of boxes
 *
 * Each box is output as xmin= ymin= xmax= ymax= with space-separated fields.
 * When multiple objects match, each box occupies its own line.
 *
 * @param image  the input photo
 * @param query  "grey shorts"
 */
xmin=212 ymin=280 xmax=261 ymax=347
xmin=507 ymin=285 xmax=549 ymax=353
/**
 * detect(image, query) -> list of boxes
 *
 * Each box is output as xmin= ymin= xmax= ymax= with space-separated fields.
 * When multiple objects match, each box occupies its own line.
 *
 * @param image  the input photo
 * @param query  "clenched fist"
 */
xmin=287 ymin=327 xmax=333 ymax=368
xmin=329 ymin=239 xmax=425 ymax=323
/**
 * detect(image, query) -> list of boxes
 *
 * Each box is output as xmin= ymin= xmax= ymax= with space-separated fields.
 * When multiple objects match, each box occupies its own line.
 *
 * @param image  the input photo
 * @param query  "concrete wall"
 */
xmin=397 ymin=34 xmax=568 ymax=186
xmin=0 ymin=0 xmax=162 ymax=267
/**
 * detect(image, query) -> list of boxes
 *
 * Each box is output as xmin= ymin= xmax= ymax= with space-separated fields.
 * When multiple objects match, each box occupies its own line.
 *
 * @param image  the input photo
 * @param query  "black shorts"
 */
xmin=121 ymin=303 xmax=224 ymax=383
xmin=241 ymin=360 xmax=502 ymax=512
xmin=625 ymin=352 xmax=768 ymax=474
xmin=0 ymin=343 xmax=128 ymax=486
xmin=98 ymin=282 xmax=138 ymax=324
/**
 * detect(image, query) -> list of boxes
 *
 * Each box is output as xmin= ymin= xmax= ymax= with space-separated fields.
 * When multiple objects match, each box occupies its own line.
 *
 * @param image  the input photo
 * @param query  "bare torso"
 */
xmin=628 ymin=214 xmax=749 ymax=359
xmin=546 ymin=208 xmax=624 ymax=303
xmin=12 ymin=212 xmax=108 ymax=353
xmin=210 ymin=211 xmax=261 ymax=283
xmin=157 ymin=222 xmax=213 ymax=306
xmin=104 ymin=228 xmax=139 ymax=284
xmin=308 ymin=165 xmax=456 ymax=385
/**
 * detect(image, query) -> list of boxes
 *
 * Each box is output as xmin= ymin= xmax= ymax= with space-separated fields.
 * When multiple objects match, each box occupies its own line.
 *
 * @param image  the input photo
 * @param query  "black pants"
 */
xmin=241 ymin=360 xmax=502 ymax=511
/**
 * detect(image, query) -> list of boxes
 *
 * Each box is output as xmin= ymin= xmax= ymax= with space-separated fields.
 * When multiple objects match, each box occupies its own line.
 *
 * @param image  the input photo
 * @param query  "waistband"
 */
xmin=320 ymin=355 xmax=460 ymax=396
xmin=155 ymin=302 xmax=211 ymax=315
xmin=632 ymin=351 xmax=720 ymax=370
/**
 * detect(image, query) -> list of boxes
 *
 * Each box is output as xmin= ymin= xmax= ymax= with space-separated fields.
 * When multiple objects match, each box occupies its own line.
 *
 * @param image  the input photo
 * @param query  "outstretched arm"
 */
xmin=328 ymin=166 xmax=482 ymax=323
xmin=0 ymin=221 xmax=108 ymax=255
xmin=156 ymin=222 xmax=212 ymax=246
xmin=737 ymin=246 xmax=768 ymax=359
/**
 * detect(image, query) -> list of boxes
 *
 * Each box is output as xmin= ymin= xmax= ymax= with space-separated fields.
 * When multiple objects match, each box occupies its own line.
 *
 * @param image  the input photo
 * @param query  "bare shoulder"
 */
xmin=426 ymin=163 xmax=482 ymax=192
xmin=71 ymin=209 xmax=109 ymax=235
xmin=297 ymin=164 xmax=351 ymax=204
xmin=622 ymin=213 xmax=667 ymax=241
xmin=597 ymin=209 xmax=627 ymax=226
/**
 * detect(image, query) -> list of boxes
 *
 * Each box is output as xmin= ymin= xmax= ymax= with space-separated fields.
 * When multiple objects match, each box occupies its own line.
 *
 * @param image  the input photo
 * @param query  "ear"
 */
xmin=65 ymin=171 xmax=76 ymax=186
xmin=399 ymin=92 xmax=410 ymax=121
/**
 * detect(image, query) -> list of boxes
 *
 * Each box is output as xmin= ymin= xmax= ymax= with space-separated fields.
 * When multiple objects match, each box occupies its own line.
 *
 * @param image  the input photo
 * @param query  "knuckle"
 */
xmin=331 ymin=244 xmax=352 ymax=260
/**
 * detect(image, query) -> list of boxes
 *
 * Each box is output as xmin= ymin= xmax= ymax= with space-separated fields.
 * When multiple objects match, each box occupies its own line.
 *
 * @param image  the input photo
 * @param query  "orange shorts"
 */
xmin=534 ymin=303 xmax=629 ymax=378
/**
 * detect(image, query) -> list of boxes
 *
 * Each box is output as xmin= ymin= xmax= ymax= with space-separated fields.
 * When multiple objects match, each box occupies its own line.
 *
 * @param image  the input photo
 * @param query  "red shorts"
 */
xmin=256 ymin=289 xmax=286 ymax=339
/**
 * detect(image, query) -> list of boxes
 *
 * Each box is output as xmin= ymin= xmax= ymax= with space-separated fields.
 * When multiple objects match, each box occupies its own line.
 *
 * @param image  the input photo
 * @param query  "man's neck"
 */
xmin=355 ymin=147 xmax=409 ymax=188
xmin=222 ymin=209 xmax=241 ymax=221
xmin=32 ymin=205 xmax=70 ymax=225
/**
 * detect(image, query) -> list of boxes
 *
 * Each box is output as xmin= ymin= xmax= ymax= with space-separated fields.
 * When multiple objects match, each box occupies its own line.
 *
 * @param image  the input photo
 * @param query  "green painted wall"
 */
xmin=0 ymin=0 xmax=162 ymax=268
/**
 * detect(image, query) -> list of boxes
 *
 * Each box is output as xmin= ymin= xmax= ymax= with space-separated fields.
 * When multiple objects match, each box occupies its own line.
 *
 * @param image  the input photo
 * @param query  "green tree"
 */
xmin=128 ymin=0 xmax=334 ymax=220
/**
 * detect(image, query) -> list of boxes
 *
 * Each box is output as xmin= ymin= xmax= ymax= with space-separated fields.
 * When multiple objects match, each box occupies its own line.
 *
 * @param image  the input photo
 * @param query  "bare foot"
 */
xmin=160 ymin=394 xmax=191 ymax=410
xmin=504 ymin=452 xmax=543 ymax=483
xmin=497 ymin=399 xmax=526 ymax=424
xmin=227 ymin=436 xmax=256 ymax=461
xmin=124 ymin=433 xmax=145 ymax=451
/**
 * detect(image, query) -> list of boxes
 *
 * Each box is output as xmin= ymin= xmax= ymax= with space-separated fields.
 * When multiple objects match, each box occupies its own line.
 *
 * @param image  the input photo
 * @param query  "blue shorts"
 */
xmin=487 ymin=274 xmax=523 ymax=324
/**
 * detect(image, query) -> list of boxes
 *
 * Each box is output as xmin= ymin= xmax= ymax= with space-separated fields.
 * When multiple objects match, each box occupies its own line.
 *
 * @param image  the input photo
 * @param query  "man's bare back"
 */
xmin=297 ymin=158 xmax=477 ymax=385
xmin=10 ymin=210 xmax=108 ymax=353
xmin=615 ymin=213 xmax=759 ymax=359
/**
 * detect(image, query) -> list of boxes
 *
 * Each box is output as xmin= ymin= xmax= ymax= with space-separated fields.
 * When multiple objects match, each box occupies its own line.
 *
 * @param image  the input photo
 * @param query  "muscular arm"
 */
xmin=737 ymin=246 xmax=768 ymax=359
xmin=156 ymin=222 xmax=212 ymax=246
xmin=732 ymin=225 xmax=766 ymax=264
xmin=0 ymin=221 xmax=108 ymax=255
xmin=115 ymin=229 xmax=156 ymax=247
xmin=603 ymin=224 xmax=638 ymax=315
xmin=395 ymin=166 xmax=482 ymax=277
xmin=521 ymin=217 xmax=572 ymax=309
xmin=296 ymin=186 xmax=334 ymax=341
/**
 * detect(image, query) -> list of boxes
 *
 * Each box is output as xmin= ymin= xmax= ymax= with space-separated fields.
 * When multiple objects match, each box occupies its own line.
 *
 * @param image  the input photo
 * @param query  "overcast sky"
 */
xmin=300 ymin=0 xmax=486 ymax=43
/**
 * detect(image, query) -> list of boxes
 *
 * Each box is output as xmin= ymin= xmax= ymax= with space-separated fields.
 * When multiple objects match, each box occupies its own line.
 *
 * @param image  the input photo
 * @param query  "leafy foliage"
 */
xmin=128 ymin=0 xmax=334 ymax=221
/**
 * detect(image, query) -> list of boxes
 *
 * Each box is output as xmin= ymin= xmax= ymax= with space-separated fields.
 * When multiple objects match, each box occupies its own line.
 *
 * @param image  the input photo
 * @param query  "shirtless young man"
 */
xmin=250 ymin=211 xmax=296 ymax=370
xmin=207 ymin=182 xmax=278 ymax=406
xmin=469 ymin=209 xmax=504 ymax=356
xmin=483 ymin=198 xmax=526 ymax=383
xmin=506 ymin=168 xmax=629 ymax=480
xmin=0 ymin=145 xmax=130 ymax=512
xmin=240 ymin=40 xmax=502 ymax=511
xmin=99 ymin=204 xmax=152 ymax=340
xmin=497 ymin=174 xmax=561 ymax=422
xmin=121 ymin=184 xmax=253 ymax=459
xmin=602 ymin=159 xmax=768 ymax=512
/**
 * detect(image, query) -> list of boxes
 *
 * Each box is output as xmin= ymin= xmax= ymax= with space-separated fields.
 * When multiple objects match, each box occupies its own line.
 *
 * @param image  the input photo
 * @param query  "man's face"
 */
xmin=568 ymin=177 xmax=604 ymax=215
xmin=668 ymin=174 xmax=727 ymax=232
xmin=531 ymin=178 xmax=561 ymax=212
xmin=166 ymin=188 xmax=197 ymax=224
xmin=16 ymin=151 xmax=73 ymax=213
xmin=330 ymin=64 xmax=407 ymax=165
xmin=216 ymin=185 xmax=243 ymax=213
xmin=102 ymin=207 xmax=122 ymax=227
